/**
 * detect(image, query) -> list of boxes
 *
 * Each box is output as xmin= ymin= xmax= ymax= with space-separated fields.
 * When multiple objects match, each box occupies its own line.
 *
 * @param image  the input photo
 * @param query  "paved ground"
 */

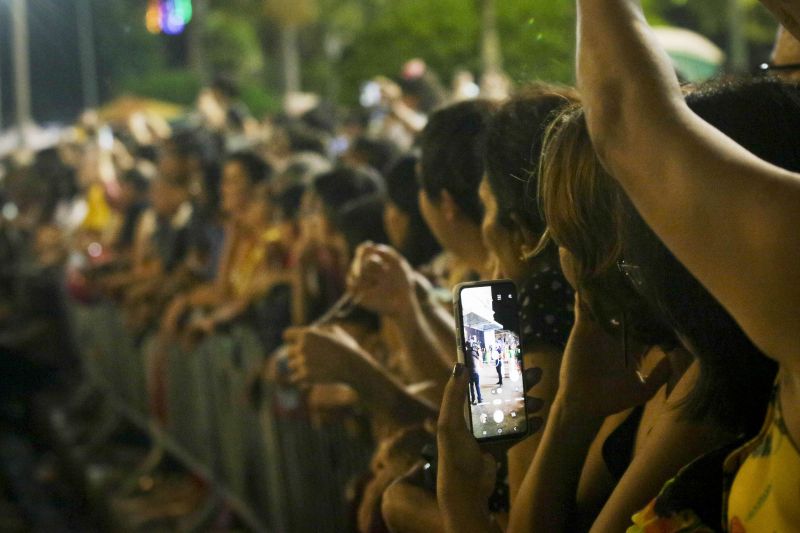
xmin=468 ymin=361 xmax=526 ymax=439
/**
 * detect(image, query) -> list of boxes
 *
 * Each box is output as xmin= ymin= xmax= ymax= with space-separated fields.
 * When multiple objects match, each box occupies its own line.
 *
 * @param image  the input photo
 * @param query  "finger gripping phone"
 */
xmin=454 ymin=280 xmax=528 ymax=443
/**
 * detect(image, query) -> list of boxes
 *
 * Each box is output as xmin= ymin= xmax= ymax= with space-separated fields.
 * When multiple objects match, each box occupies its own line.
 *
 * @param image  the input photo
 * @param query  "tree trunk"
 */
xmin=11 ymin=0 xmax=32 ymax=145
xmin=281 ymin=24 xmax=301 ymax=94
xmin=480 ymin=0 xmax=502 ymax=74
xmin=727 ymin=0 xmax=748 ymax=73
xmin=188 ymin=0 xmax=209 ymax=83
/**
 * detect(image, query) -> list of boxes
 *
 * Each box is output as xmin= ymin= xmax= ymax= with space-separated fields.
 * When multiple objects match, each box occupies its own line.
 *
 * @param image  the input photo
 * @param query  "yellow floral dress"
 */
xmin=628 ymin=381 xmax=799 ymax=533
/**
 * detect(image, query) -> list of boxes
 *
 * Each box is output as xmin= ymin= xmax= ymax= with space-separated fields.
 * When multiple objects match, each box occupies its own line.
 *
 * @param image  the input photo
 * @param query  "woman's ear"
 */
xmin=439 ymin=190 xmax=459 ymax=222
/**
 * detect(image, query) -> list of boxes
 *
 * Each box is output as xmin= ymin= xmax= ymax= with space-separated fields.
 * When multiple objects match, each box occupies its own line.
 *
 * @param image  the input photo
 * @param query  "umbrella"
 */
xmin=97 ymin=95 xmax=186 ymax=124
xmin=653 ymin=26 xmax=726 ymax=82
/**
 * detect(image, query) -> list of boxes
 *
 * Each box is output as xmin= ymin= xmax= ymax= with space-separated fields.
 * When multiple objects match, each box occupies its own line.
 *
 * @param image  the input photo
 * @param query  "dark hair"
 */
xmin=277 ymin=153 xmax=331 ymax=189
xmin=134 ymin=145 xmax=159 ymax=163
xmin=31 ymin=148 xmax=78 ymax=220
xmin=398 ymin=72 xmax=447 ymax=113
xmin=286 ymin=125 xmax=329 ymax=156
xmin=301 ymin=102 xmax=337 ymax=134
xmin=418 ymin=99 xmax=496 ymax=225
xmin=167 ymin=129 xmax=206 ymax=160
xmin=539 ymin=79 xmax=798 ymax=434
xmin=120 ymin=167 xmax=151 ymax=194
xmin=638 ymin=77 xmax=800 ymax=432
xmin=350 ymin=136 xmax=400 ymax=175
xmin=622 ymin=204 xmax=776 ymax=435
xmin=312 ymin=166 xmax=385 ymax=218
xmin=274 ymin=182 xmax=306 ymax=222
xmin=225 ymin=151 xmax=273 ymax=187
xmin=211 ymin=74 xmax=240 ymax=99
xmin=384 ymin=155 xmax=441 ymax=267
xmin=485 ymin=84 xmax=578 ymax=238
xmin=684 ymin=77 xmax=800 ymax=170
xmin=337 ymin=194 xmax=391 ymax=255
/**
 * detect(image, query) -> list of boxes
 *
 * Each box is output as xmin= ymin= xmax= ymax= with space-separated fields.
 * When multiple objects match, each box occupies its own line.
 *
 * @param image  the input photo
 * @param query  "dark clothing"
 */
xmin=468 ymin=346 xmax=482 ymax=403
xmin=116 ymin=201 xmax=148 ymax=251
xmin=152 ymin=215 xmax=191 ymax=273
xmin=469 ymin=371 xmax=482 ymax=404
xmin=602 ymin=405 xmax=644 ymax=480
xmin=519 ymin=264 xmax=575 ymax=349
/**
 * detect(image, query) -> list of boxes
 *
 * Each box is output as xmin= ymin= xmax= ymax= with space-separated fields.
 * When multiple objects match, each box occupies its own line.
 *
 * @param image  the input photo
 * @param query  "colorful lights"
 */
xmin=146 ymin=0 xmax=193 ymax=35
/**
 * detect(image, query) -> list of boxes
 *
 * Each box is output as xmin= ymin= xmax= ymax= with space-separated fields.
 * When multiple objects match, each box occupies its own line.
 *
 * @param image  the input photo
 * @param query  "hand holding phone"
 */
xmin=453 ymin=280 xmax=529 ymax=443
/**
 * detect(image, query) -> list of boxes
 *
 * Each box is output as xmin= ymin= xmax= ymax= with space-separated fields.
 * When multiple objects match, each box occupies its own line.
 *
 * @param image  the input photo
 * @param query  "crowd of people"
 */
xmin=1 ymin=0 xmax=800 ymax=530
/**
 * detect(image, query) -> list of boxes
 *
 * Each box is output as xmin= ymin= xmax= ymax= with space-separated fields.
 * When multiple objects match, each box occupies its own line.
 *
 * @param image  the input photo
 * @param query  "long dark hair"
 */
xmin=384 ymin=155 xmax=441 ymax=268
xmin=485 ymin=84 xmax=578 ymax=241
xmin=538 ymin=78 xmax=800 ymax=434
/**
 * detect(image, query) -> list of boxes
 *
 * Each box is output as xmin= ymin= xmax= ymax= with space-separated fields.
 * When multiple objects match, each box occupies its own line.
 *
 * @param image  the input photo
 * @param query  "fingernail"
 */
xmin=452 ymin=362 xmax=464 ymax=377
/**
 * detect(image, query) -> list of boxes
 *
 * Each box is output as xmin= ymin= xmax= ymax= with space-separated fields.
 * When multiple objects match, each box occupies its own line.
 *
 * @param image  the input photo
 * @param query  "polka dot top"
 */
xmin=519 ymin=264 xmax=575 ymax=349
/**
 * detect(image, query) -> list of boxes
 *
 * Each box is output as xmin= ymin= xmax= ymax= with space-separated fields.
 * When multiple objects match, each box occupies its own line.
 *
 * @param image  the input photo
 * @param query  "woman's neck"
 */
xmin=780 ymin=367 xmax=800 ymax=450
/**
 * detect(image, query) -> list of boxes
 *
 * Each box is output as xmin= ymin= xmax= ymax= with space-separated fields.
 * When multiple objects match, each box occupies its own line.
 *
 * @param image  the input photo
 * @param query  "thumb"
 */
xmin=437 ymin=363 xmax=470 ymax=437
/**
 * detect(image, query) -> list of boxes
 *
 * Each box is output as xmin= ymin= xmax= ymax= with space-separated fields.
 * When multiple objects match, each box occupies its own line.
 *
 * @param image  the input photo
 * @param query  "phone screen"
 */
xmin=457 ymin=281 xmax=527 ymax=441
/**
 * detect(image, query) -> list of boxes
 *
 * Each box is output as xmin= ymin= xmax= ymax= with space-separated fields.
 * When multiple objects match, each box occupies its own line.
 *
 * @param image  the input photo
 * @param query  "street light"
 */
xmin=11 ymin=0 xmax=32 ymax=147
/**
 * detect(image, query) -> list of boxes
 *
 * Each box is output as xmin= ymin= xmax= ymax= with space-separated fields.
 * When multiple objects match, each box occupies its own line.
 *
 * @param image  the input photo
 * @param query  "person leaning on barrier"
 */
xmin=434 ymin=79 xmax=800 ymax=533
xmin=382 ymin=84 xmax=579 ymax=533
xmin=158 ymin=150 xmax=274 ymax=341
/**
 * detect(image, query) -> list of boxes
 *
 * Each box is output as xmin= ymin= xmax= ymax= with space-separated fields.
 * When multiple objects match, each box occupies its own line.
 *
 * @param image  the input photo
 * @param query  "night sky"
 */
xmin=1 ymin=1 xmax=86 ymax=129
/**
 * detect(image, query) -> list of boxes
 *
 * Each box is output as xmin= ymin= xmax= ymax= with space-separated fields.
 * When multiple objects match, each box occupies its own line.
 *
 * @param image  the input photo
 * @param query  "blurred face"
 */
xmin=221 ymin=160 xmax=252 ymax=217
xmin=419 ymin=189 xmax=450 ymax=250
xmin=242 ymin=185 xmax=273 ymax=232
xmin=117 ymin=182 xmax=137 ymax=210
xmin=299 ymin=190 xmax=329 ymax=244
xmin=479 ymin=177 xmax=526 ymax=281
xmin=242 ymin=197 xmax=268 ymax=232
xmin=157 ymin=142 xmax=189 ymax=182
xmin=383 ymin=201 xmax=410 ymax=250
xmin=150 ymin=179 xmax=186 ymax=217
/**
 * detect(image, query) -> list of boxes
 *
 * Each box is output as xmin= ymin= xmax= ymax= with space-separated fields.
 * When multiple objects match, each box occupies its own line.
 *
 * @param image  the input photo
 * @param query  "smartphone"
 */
xmin=454 ymin=280 xmax=527 ymax=443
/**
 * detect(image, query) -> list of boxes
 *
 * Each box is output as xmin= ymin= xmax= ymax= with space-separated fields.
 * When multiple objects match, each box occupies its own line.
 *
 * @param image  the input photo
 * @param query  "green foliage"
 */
xmin=239 ymin=83 xmax=282 ymax=116
xmin=119 ymin=69 xmax=202 ymax=105
xmin=92 ymin=0 xmax=167 ymax=98
xmin=203 ymin=10 xmax=266 ymax=80
xmin=331 ymin=0 xmax=480 ymax=104
xmin=94 ymin=0 xmax=783 ymax=110
xmin=496 ymin=0 xmax=576 ymax=85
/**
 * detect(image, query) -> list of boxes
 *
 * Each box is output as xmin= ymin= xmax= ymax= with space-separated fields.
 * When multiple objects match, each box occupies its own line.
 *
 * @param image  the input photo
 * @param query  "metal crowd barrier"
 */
xmin=66 ymin=298 xmax=374 ymax=532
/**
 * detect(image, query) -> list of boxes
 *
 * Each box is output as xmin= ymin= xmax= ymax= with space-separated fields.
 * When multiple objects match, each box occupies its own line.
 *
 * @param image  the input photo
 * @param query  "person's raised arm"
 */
xmin=350 ymin=244 xmax=454 ymax=394
xmin=285 ymin=326 xmax=438 ymax=425
xmin=577 ymin=0 xmax=800 ymax=365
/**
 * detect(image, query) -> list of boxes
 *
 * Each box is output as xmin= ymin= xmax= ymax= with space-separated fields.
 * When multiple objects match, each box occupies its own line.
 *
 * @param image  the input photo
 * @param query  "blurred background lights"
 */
xmin=146 ymin=0 xmax=193 ymax=35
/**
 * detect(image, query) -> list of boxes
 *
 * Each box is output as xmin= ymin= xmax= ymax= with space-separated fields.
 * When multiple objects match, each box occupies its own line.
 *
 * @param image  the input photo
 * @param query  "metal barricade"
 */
xmin=65 ymin=299 xmax=376 ymax=532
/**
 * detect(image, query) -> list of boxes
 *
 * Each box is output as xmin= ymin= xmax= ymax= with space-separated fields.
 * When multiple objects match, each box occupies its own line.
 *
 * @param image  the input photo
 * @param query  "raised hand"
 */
xmin=348 ymin=243 xmax=418 ymax=318
xmin=437 ymin=363 xmax=498 ymax=526
xmin=284 ymin=325 xmax=366 ymax=387
xmin=557 ymin=293 xmax=670 ymax=420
